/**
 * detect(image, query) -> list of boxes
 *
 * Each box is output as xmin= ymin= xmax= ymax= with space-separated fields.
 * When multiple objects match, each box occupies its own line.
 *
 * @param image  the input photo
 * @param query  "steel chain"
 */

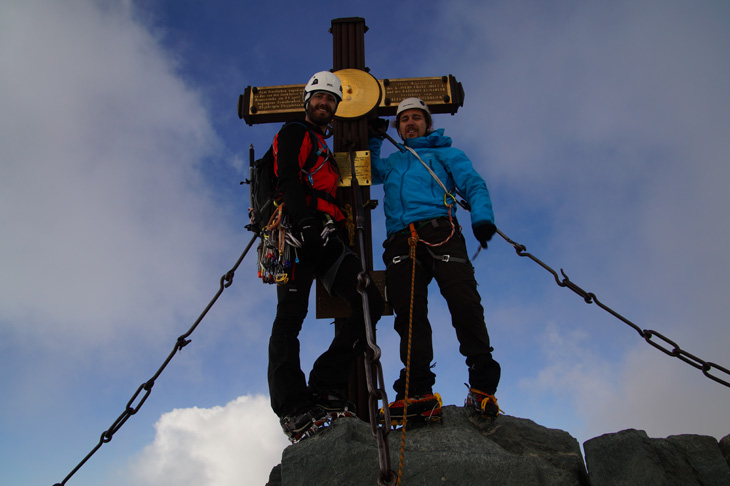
xmin=348 ymin=145 xmax=396 ymax=486
xmin=52 ymin=235 xmax=259 ymax=486
xmin=496 ymin=228 xmax=730 ymax=388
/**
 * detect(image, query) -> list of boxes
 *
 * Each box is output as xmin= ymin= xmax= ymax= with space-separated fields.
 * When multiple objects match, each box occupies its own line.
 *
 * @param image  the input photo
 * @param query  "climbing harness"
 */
xmin=345 ymin=144 xmax=397 ymax=486
xmin=52 ymin=235 xmax=259 ymax=486
xmin=416 ymin=209 xmax=458 ymax=249
xmin=255 ymin=202 xmax=337 ymax=285
xmin=495 ymin=228 xmax=730 ymax=389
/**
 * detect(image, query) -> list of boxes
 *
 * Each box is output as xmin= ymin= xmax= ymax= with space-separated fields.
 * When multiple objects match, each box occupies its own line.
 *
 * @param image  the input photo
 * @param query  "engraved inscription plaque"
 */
xmin=378 ymin=75 xmax=464 ymax=116
xmin=333 ymin=151 xmax=372 ymax=187
xmin=249 ymin=85 xmax=302 ymax=114
xmin=382 ymin=77 xmax=450 ymax=104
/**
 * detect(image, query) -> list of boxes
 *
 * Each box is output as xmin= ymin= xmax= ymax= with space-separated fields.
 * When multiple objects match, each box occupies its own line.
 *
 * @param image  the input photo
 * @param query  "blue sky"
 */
xmin=2 ymin=1 xmax=729 ymax=485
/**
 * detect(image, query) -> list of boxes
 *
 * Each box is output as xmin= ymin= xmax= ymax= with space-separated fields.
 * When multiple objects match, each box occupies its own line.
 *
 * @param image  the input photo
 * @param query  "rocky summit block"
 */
xmin=720 ymin=433 xmax=730 ymax=466
xmin=584 ymin=428 xmax=730 ymax=486
xmin=270 ymin=406 xmax=588 ymax=486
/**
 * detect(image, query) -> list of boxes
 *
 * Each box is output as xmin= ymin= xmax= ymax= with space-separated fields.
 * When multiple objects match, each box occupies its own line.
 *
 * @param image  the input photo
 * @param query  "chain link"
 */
xmin=496 ymin=228 xmax=730 ymax=388
xmin=348 ymin=145 xmax=396 ymax=486
xmin=52 ymin=235 xmax=259 ymax=486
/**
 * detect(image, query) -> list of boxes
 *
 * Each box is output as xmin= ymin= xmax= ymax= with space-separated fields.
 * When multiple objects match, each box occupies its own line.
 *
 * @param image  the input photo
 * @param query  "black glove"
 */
xmin=367 ymin=117 xmax=389 ymax=138
xmin=300 ymin=219 xmax=324 ymax=257
xmin=472 ymin=221 xmax=496 ymax=249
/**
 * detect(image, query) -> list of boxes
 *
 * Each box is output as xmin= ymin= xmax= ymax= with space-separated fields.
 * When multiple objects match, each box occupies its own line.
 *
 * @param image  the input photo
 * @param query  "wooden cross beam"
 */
xmin=237 ymin=17 xmax=465 ymax=419
xmin=237 ymin=73 xmax=464 ymax=126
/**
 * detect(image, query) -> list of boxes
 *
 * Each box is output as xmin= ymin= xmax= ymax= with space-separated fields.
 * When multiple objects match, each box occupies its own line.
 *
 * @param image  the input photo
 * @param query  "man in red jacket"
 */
xmin=267 ymin=71 xmax=384 ymax=442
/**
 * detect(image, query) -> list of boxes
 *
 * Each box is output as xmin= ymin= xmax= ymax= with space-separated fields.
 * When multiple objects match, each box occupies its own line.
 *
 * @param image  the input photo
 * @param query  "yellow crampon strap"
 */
xmin=470 ymin=387 xmax=504 ymax=415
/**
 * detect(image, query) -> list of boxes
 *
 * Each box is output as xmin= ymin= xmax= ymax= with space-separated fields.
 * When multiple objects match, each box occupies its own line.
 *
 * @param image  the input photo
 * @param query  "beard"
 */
xmin=306 ymin=102 xmax=335 ymax=126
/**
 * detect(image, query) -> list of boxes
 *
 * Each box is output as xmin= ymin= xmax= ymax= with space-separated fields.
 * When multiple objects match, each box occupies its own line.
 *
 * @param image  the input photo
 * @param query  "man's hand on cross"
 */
xmin=367 ymin=117 xmax=389 ymax=138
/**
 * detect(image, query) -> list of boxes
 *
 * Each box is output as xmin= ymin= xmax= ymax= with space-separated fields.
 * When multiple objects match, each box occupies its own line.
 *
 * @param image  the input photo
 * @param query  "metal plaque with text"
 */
xmin=333 ymin=151 xmax=372 ymax=187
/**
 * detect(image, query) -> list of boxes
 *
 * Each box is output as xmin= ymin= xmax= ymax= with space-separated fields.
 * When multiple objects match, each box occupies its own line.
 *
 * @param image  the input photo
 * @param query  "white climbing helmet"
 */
xmin=303 ymin=71 xmax=343 ymax=108
xmin=396 ymin=97 xmax=430 ymax=117
xmin=395 ymin=97 xmax=433 ymax=136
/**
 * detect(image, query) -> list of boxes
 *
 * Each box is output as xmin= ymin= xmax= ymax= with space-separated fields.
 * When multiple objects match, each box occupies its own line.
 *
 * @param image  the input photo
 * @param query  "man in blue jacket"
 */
xmin=368 ymin=98 xmax=501 ymax=424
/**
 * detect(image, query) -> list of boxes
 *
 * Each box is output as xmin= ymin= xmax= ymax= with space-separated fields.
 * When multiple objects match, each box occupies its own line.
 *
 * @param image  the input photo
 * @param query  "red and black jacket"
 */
xmin=273 ymin=121 xmax=344 ymax=227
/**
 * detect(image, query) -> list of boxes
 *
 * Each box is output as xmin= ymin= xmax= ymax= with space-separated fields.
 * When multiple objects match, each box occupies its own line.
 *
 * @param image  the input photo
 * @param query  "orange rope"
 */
xmin=417 ymin=205 xmax=457 ymax=248
xmin=396 ymin=223 xmax=419 ymax=486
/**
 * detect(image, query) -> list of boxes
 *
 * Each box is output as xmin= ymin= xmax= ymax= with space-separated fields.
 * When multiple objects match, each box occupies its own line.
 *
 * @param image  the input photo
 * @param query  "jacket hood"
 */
xmin=404 ymin=128 xmax=452 ymax=149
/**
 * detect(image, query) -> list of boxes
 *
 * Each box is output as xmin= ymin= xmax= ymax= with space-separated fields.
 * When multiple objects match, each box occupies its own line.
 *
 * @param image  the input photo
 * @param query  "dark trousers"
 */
xmin=268 ymin=234 xmax=384 ymax=418
xmin=382 ymin=217 xmax=500 ymax=398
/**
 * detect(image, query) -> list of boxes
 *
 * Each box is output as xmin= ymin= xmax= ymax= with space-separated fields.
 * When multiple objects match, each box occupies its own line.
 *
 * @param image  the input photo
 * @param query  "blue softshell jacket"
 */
xmin=369 ymin=128 xmax=494 ymax=237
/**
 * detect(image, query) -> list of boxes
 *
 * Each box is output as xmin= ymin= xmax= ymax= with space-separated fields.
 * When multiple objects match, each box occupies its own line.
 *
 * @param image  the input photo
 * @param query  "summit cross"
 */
xmin=237 ymin=17 xmax=465 ymax=419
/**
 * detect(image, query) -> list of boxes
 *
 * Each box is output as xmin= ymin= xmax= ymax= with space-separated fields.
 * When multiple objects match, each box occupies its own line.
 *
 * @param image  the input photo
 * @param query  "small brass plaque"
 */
xmin=333 ymin=151 xmax=372 ymax=187
xmin=249 ymin=84 xmax=303 ymax=114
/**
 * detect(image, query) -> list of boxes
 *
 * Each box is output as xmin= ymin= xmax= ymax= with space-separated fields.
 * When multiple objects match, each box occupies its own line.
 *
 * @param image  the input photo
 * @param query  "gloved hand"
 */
xmin=367 ymin=117 xmax=389 ymax=138
xmin=300 ymin=219 xmax=324 ymax=257
xmin=472 ymin=221 xmax=496 ymax=249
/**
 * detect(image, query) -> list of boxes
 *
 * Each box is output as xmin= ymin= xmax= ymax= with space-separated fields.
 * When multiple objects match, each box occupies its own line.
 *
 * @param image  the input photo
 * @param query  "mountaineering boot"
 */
xmin=311 ymin=389 xmax=358 ymax=420
xmin=279 ymin=404 xmax=328 ymax=443
xmin=379 ymin=393 xmax=442 ymax=428
xmin=464 ymin=385 xmax=501 ymax=419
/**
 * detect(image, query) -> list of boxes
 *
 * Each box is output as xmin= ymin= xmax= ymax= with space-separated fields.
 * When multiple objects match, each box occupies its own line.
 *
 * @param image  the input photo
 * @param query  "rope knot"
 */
xmin=408 ymin=223 xmax=419 ymax=247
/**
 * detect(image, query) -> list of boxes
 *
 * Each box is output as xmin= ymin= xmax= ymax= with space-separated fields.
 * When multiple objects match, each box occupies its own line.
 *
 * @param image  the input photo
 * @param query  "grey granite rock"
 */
xmin=584 ymin=428 xmax=730 ymax=486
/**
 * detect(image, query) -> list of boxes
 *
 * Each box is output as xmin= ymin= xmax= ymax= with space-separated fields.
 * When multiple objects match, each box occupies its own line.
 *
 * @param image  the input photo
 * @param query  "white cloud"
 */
xmin=0 ymin=0 xmax=231 ymax=352
xmin=515 ymin=323 xmax=614 ymax=435
xmin=583 ymin=346 xmax=730 ymax=442
xmin=517 ymin=320 xmax=730 ymax=445
xmin=129 ymin=395 xmax=288 ymax=486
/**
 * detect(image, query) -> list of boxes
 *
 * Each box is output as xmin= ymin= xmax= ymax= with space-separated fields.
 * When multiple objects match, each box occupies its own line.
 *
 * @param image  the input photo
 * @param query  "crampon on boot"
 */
xmin=379 ymin=393 xmax=442 ymax=428
xmin=312 ymin=389 xmax=358 ymax=420
xmin=279 ymin=405 xmax=328 ymax=443
xmin=464 ymin=384 xmax=502 ymax=419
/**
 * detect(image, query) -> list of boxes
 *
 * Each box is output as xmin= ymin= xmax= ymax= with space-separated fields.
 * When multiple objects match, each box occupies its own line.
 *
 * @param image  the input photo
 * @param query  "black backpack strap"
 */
xmin=307 ymin=188 xmax=345 ymax=211
xmin=278 ymin=121 xmax=344 ymax=216
xmin=281 ymin=120 xmax=325 ymax=172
